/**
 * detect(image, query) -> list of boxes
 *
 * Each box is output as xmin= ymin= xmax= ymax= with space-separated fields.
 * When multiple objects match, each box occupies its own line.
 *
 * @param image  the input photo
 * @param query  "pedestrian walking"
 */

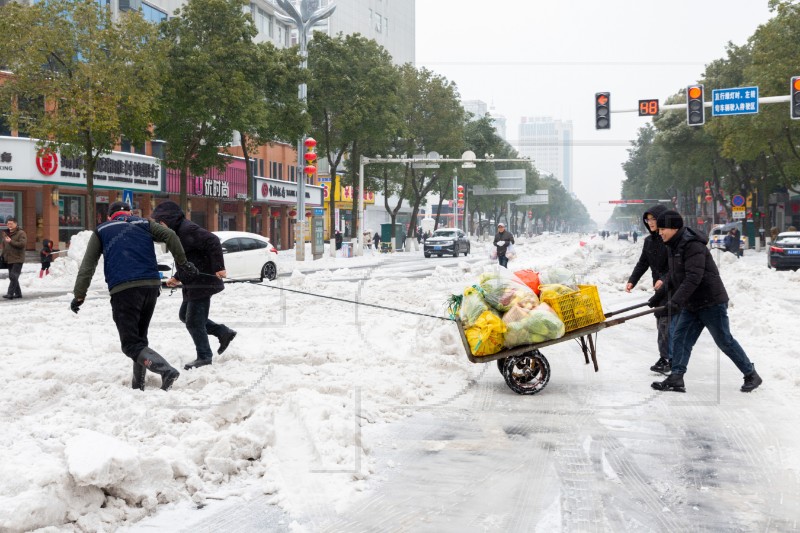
xmin=632 ymin=230 xmax=638 ymax=243
xmin=649 ymin=210 xmax=762 ymax=393
xmin=152 ymin=201 xmax=237 ymax=370
xmin=373 ymin=231 xmax=380 ymax=251
xmin=625 ymin=205 xmax=672 ymax=374
xmin=2 ymin=216 xmax=27 ymax=300
xmin=40 ymin=238 xmax=55 ymax=278
xmin=334 ymin=230 xmax=343 ymax=250
xmin=493 ymin=223 xmax=515 ymax=268
xmin=71 ymin=201 xmax=198 ymax=391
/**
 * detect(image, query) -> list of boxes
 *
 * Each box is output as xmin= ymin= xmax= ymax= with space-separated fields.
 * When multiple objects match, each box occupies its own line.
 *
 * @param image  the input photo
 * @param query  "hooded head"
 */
xmin=642 ymin=204 xmax=668 ymax=235
xmin=150 ymin=200 xmax=185 ymax=231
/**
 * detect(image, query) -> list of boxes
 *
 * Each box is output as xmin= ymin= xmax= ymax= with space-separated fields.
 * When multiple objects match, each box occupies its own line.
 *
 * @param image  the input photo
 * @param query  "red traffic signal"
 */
xmin=595 ymin=92 xmax=610 ymax=130
xmin=687 ymin=84 xmax=705 ymax=126
xmin=791 ymin=76 xmax=800 ymax=119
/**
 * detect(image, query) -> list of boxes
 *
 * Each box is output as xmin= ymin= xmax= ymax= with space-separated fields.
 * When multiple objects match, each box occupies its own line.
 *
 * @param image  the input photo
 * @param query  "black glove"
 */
xmin=647 ymin=294 xmax=661 ymax=308
xmin=70 ymin=298 xmax=84 ymax=314
xmin=177 ymin=261 xmax=199 ymax=277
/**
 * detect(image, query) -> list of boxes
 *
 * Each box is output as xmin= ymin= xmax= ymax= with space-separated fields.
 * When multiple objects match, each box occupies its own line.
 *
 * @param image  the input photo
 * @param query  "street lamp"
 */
xmin=275 ymin=0 xmax=336 ymax=261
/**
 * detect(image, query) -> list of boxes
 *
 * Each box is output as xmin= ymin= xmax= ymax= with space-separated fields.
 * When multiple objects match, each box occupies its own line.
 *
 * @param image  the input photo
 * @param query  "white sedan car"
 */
xmin=215 ymin=231 xmax=279 ymax=281
xmin=156 ymin=231 xmax=280 ymax=282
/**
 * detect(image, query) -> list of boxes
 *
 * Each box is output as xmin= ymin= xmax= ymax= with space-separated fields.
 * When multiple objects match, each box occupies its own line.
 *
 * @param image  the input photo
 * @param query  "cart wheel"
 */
xmin=501 ymin=350 xmax=551 ymax=395
xmin=496 ymin=358 xmax=506 ymax=374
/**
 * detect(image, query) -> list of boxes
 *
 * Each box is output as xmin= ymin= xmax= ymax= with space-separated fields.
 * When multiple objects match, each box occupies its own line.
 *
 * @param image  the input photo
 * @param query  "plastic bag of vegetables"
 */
xmin=459 ymin=286 xmax=490 ymax=327
xmin=538 ymin=267 xmax=577 ymax=288
xmin=465 ymin=309 xmax=507 ymax=356
xmin=502 ymin=302 xmax=565 ymax=347
xmin=477 ymin=269 xmax=538 ymax=312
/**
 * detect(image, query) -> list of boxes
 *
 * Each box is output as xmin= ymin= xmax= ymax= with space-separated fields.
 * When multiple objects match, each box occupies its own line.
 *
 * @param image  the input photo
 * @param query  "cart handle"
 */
xmin=603 ymin=301 xmax=650 ymax=318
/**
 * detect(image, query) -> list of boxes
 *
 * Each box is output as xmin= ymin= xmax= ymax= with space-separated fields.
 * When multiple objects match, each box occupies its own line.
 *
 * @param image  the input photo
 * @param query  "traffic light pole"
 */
xmin=609 ymin=94 xmax=792 ymax=114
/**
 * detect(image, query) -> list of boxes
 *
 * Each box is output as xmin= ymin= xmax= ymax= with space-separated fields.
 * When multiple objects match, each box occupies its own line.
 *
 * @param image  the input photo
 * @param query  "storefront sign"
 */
xmin=254 ymin=177 xmax=323 ymax=207
xmin=195 ymin=178 xmax=230 ymax=198
xmin=333 ymin=181 xmax=375 ymax=204
xmin=0 ymin=136 xmax=162 ymax=192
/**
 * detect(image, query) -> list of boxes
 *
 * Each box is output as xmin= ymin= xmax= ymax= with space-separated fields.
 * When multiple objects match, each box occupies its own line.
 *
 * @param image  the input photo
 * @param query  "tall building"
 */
xmin=517 ymin=116 xmax=573 ymax=192
xmin=462 ymin=99 xmax=506 ymax=141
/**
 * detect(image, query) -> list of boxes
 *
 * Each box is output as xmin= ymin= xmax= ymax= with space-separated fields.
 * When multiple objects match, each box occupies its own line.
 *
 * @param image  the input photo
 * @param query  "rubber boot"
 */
xmin=136 ymin=347 xmax=180 ymax=391
xmin=741 ymin=369 xmax=762 ymax=392
xmin=39 ymin=270 xmax=44 ymax=279
xmin=132 ymin=360 xmax=146 ymax=391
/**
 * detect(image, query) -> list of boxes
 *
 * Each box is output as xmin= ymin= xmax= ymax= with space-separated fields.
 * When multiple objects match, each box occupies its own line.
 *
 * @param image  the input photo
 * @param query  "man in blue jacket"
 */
xmin=71 ymin=201 xmax=197 ymax=391
xmin=152 ymin=201 xmax=236 ymax=370
xmin=649 ymin=210 xmax=762 ymax=393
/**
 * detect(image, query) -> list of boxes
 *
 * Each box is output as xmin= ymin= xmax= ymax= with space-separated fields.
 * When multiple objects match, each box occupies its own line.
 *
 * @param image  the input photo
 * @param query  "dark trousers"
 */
xmin=670 ymin=303 xmax=754 ymax=376
xmin=179 ymin=296 xmax=229 ymax=361
xmin=6 ymin=263 xmax=22 ymax=297
xmin=110 ymin=286 xmax=160 ymax=360
xmin=656 ymin=314 xmax=672 ymax=360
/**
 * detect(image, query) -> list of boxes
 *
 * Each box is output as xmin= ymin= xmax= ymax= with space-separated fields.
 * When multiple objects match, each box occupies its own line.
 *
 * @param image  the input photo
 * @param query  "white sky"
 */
xmin=2 ymin=232 xmax=799 ymax=530
xmin=415 ymin=0 xmax=776 ymax=226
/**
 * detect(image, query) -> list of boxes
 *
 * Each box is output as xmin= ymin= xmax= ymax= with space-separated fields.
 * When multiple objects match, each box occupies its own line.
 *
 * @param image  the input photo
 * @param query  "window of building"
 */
xmin=259 ymin=158 xmax=264 ymax=177
xmin=120 ymin=139 xmax=132 ymax=152
xmin=141 ymin=2 xmax=167 ymax=23
xmin=0 ymin=192 xmax=21 ymax=227
xmin=151 ymin=140 xmax=165 ymax=159
xmin=374 ymin=12 xmax=382 ymax=32
xmin=278 ymin=162 xmax=283 ymax=180
xmin=0 ymin=114 xmax=10 ymax=136
xmin=58 ymin=194 xmax=85 ymax=244
xmin=289 ymin=165 xmax=295 ymax=183
xmin=384 ymin=17 xmax=388 ymax=36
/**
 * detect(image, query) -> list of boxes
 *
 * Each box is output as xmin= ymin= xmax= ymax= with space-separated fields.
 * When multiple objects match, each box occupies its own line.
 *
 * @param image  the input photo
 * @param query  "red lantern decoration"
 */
xmin=289 ymin=209 xmax=297 ymax=218
xmin=457 ymin=199 xmax=464 ymax=206
xmin=457 ymin=192 xmax=464 ymax=199
xmin=457 ymin=185 xmax=464 ymax=192
xmin=705 ymin=194 xmax=713 ymax=202
xmin=304 ymin=137 xmax=317 ymax=149
xmin=250 ymin=207 xmax=260 ymax=216
xmin=304 ymin=152 xmax=316 ymax=162
xmin=304 ymin=165 xmax=317 ymax=175
xmin=271 ymin=209 xmax=281 ymax=218
xmin=305 ymin=211 xmax=312 ymax=217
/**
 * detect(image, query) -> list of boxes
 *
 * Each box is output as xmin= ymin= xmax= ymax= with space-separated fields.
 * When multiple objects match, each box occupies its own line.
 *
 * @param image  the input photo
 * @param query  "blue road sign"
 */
xmin=313 ymin=208 xmax=324 ymax=216
xmin=732 ymin=194 xmax=745 ymax=207
xmin=711 ymin=87 xmax=758 ymax=116
xmin=122 ymin=189 xmax=133 ymax=207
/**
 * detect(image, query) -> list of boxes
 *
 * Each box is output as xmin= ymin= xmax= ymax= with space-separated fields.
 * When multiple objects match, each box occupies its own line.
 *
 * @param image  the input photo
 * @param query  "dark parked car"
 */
xmin=767 ymin=231 xmax=800 ymax=270
xmin=424 ymin=228 xmax=470 ymax=257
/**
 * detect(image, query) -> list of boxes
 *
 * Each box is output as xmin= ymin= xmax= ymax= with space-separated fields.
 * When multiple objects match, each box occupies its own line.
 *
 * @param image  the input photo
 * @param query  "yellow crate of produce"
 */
xmin=541 ymin=284 xmax=604 ymax=332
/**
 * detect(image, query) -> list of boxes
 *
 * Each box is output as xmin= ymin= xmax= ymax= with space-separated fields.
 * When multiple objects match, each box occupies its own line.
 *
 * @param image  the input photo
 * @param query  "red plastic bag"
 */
xmin=514 ymin=269 xmax=541 ymax=296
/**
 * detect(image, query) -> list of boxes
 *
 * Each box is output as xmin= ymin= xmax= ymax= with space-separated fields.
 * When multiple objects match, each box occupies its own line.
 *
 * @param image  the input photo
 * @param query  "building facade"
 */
xmin=517 ymin=116 xmax=573 ymax=193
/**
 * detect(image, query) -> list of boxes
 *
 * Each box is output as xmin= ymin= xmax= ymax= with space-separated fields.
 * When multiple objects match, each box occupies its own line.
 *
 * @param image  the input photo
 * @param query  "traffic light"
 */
xmin=595 ymin=92 xmax=610 ymax=130
xmin=687 ymin=84 xmax=705 ymax=126
xmin=791 ymin=76 xmax=800 ymax=119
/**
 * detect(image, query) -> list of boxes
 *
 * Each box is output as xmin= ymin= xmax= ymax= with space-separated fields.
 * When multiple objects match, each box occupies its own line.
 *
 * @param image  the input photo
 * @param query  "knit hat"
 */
xmin=151 ymin=200 xmax=185 ymax=231
xmin=656 ymin=210 xmax=684 ymax=230
xmin=108 ymin=201 xmax=130 ymax=215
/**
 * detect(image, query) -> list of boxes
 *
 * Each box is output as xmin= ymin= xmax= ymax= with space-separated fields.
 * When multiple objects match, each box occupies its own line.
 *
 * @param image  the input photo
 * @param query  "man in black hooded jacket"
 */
xmin=151 ymin=201 xmax=237 ymax=370
xmin=648 ymin=210 xmax=762 ymax=393
xmin=625 ymin=204 xmax=672 ymax=374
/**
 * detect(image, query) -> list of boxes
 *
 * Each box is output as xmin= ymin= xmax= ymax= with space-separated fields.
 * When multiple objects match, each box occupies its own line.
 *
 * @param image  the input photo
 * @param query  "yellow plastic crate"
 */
xmin=542 ymin=284 xmax=604 ymax=332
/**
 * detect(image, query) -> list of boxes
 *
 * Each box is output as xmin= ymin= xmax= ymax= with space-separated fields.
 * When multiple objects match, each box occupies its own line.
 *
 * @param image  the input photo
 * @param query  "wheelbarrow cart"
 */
xmin=455 ymin=301 xmax=662 ymax=395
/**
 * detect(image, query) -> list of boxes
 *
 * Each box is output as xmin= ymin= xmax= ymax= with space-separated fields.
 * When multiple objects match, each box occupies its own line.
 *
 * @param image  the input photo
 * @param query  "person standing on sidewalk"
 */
xmin=493 ymin=223 xmax=514 ymax=268
xmin=649 ymin=210 xmax=762 ymax=394
xmin=625 ymin=205 xmax=672 ymax=375
xmin=151 ymin=201 xmax=236 ymax=370
xmin=2 ymin=217 xmax=27 ymax=300
xmin=71 ymin=201 xmax=197 ymax=391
